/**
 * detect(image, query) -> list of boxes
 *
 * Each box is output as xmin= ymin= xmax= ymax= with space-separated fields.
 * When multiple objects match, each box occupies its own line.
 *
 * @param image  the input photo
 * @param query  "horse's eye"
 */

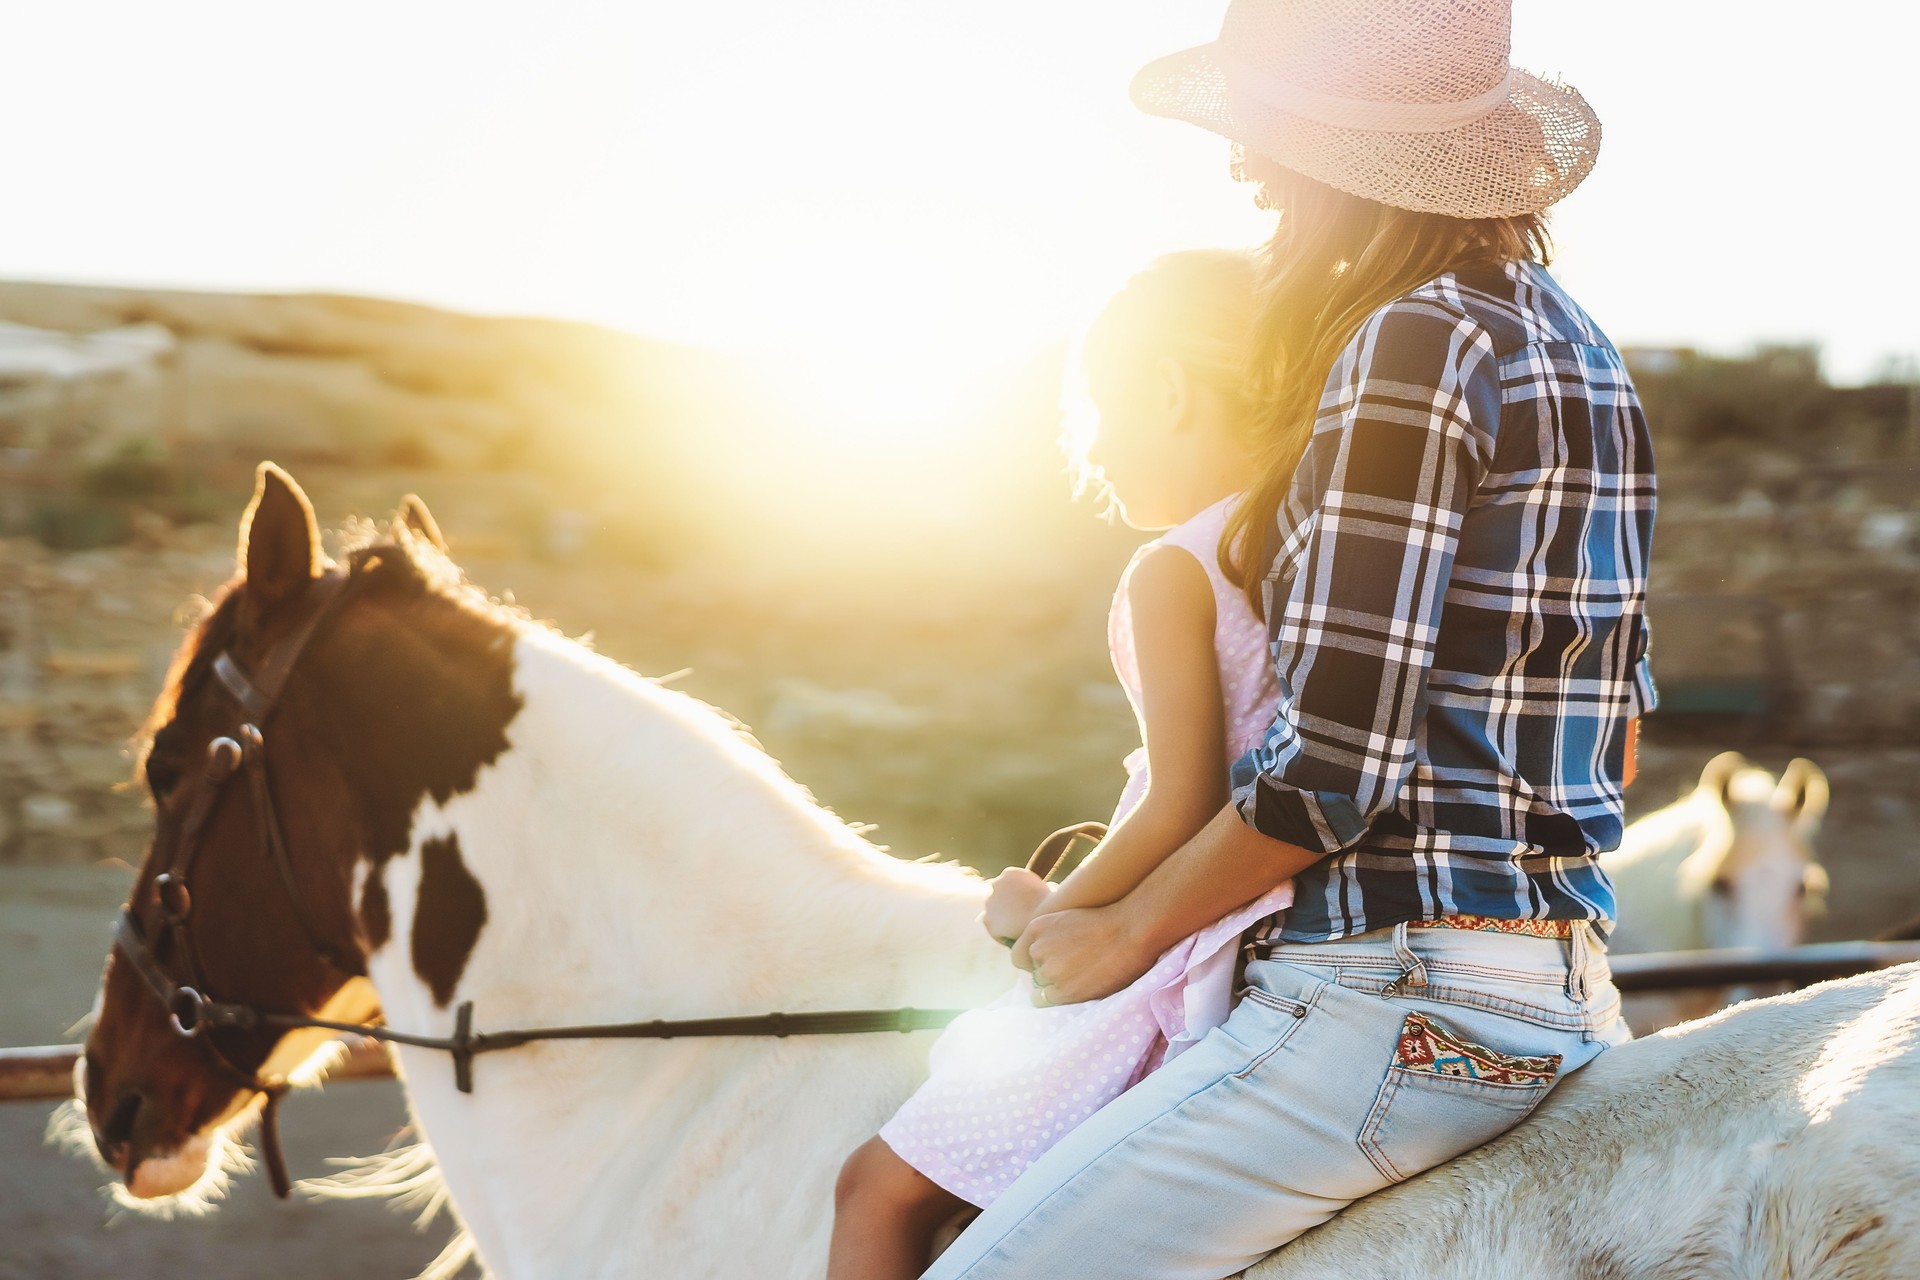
xmin=145 ymin=754 xmax=182 ymax=802
xmin=1709 ymin=877 xmax=1734 ymax=898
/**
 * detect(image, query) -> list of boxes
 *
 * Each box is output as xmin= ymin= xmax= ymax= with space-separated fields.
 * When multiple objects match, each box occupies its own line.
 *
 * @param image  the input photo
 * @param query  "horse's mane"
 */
xmin=137 ymin=518 xmax=775 ymax=775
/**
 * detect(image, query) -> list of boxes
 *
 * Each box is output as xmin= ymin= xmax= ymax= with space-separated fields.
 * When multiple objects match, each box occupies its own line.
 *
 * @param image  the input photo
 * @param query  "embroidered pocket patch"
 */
xmin=1393 ymin=1012 xmax=1561 ymax=1085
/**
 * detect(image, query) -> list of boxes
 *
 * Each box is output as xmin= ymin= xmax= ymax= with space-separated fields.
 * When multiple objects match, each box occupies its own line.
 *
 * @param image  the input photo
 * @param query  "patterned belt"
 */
xmin=1407 ymin=914 xmax=1576 ymax=939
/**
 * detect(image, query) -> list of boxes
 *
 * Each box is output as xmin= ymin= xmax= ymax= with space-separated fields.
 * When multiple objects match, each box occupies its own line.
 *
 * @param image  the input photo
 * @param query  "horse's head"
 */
xmin=1682 ymin=751 xmax=1830 ymax=953
xmin=81 ymin=462 xmax=520 ymax=1201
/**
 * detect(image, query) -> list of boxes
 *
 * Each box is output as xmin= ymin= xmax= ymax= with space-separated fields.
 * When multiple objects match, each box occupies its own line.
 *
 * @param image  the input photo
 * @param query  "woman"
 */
xmin=921 ymin=1 xmax=1655 ymax=1277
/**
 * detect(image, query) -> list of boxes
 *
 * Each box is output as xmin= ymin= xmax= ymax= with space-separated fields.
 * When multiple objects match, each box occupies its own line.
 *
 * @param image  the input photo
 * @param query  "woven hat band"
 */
xmin=1219 ymin=56 xmax=1518 ymax=134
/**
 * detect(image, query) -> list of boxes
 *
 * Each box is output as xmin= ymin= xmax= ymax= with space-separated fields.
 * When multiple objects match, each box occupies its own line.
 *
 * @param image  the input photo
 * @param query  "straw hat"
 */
xmin=1131 ymin=0 xmax=1600 ymax=219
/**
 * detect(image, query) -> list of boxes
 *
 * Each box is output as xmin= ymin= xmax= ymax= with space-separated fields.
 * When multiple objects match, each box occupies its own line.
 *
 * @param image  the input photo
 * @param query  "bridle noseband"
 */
xmin=108 ymin=557 xmax=996 ymax=1202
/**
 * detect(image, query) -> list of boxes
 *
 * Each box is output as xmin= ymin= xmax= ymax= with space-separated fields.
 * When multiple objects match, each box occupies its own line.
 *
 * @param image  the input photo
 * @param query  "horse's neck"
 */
xmin=363 ymin=628 xmax=1009 ymax=1277
xmin=380 ymin=629 xmax=997 ymax=1013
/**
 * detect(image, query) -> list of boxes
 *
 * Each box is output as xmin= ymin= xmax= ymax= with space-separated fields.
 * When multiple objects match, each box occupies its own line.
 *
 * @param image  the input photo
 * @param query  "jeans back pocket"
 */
xmin=1357 ymin=1011 xmax=1561 ymax=1183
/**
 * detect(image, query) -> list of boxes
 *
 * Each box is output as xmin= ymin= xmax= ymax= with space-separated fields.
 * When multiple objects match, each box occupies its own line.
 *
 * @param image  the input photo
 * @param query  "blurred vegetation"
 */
xmin=26 ymin=438 xmax=229 ymax=550
xmin=1626 ymin=344 xmax=1915 ymax=464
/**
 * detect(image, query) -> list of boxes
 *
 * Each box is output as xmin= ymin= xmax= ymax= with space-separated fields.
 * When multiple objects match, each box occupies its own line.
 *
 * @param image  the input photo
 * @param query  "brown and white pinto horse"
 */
xmin=74 ymin=464 xmax=1920 ymax=1279
xmin=78 ymin=463 xmax=1011 ymax=1275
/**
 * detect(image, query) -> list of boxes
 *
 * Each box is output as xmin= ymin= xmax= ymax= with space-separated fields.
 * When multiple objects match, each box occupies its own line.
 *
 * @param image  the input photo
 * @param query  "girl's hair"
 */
xmin=1063 ymin=249 xmax=1262 ymax=505
xmin=1220 ymin=151 xmax=1552 ymax=612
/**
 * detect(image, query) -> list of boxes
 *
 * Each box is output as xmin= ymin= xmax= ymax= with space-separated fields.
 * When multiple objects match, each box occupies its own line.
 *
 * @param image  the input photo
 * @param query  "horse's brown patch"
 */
xmin=326 ymin=543 xmax=523 ymax=872
xmin=411 ymin=833 xmax=488 ymax=1007
xmin=359 ymin=865 xmax=392 ymax=951
xmin=323 ymin=540 xmax=520 ymax=998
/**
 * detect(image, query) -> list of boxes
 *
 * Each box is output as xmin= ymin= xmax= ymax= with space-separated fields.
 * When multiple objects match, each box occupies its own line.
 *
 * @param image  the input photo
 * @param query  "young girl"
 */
xmin=825 ymin=250 xmax=1295 ymax=1280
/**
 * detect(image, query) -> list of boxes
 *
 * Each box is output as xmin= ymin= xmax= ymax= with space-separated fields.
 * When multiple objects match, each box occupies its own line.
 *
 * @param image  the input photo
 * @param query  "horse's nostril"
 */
xmin=99 ymin=1089 xmax=142 ymax=1166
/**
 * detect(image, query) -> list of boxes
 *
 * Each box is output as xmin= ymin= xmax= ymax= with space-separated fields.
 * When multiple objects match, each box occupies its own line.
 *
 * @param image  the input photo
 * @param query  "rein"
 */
xmin=111 ymin=558 xmax=1107 ymax=1200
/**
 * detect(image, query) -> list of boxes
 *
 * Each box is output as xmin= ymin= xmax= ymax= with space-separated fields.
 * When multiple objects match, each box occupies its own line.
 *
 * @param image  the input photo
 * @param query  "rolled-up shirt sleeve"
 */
xmin=1232 ymin=302 xmax=1501 ymax=854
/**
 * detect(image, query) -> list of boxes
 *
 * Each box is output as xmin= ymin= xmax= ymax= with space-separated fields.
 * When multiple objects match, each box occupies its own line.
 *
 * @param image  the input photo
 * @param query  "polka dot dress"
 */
xmin=878 ymin=494 xmax=1293 ymax=1209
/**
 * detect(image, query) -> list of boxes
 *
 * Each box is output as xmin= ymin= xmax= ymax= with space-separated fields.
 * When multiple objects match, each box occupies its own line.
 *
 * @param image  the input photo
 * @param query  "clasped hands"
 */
xmin=981 ymin=867 xmax=1151 ymax=1007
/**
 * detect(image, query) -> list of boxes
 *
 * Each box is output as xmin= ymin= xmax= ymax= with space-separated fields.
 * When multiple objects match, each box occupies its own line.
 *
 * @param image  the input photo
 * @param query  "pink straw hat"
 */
xmin=1131 ymin=0 xmax=1601 ymax=219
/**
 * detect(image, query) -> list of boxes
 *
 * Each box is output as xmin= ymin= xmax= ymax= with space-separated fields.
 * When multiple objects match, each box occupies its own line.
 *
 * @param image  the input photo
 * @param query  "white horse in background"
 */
xmin=1604 ymin=752 xmax=1830 ymax=1030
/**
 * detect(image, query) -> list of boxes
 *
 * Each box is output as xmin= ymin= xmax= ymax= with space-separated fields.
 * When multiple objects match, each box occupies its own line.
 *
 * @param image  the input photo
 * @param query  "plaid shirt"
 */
xmin=1233 ymin=261 xmax=1656 ymax=943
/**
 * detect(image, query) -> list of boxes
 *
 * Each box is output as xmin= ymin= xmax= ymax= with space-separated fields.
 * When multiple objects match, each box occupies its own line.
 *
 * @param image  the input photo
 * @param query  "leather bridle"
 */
xmin=112 ymin=565 xmax=364 ymax=1197
xmin=110 ymin=560 xmax=1093 ymax=1200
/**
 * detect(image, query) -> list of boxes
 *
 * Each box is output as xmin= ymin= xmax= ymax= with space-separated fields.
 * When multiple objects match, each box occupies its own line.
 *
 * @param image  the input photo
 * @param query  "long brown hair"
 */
xmin=1221 ymin=151 xmax=1552 ymax=612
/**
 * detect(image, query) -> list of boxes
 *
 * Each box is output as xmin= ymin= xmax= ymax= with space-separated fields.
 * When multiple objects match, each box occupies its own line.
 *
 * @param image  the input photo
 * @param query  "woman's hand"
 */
xmin=981 ymin=867 xmax=1054 ymax=947
xmin=1010 ymin=904 xmax=1157 ymax=1006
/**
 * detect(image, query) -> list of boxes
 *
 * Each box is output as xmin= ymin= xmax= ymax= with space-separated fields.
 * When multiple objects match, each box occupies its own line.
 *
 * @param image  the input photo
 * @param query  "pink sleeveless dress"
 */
xmin=878 ymin=494 xmax=1293 ymax=1208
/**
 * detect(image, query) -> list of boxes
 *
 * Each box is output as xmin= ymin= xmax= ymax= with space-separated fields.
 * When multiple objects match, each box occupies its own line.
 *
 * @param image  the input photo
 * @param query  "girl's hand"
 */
xmin=982 ymin=867 xmax=1054 ymax=947
xmin=1011 ymin=904 xmax=1156 ymax=1006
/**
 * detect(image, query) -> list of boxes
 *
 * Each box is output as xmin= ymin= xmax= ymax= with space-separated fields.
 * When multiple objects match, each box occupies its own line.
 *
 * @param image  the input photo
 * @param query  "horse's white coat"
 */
xmin=1603 ymin=753 xmax=1829 ymax=1028
xmin=1246 ymin=966 xmax=1920 ymax=1280
xmin=114 ymin=614 xmax=1908 ymax=1279
xmin=361 ymin=624 xmax=1011 ymax=1279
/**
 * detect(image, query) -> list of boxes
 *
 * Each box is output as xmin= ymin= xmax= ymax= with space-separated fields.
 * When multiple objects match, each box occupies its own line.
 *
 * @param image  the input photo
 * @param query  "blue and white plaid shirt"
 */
xmin=1233 ymin=260 xmax=1656 ymax=943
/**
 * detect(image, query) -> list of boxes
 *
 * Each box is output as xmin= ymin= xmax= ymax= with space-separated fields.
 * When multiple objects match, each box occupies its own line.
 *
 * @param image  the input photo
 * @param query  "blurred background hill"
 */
xmin=2 ymin=279 xmax=1917 ymax=930
xmin=0 ymin=280 xmax=1146 ymax=880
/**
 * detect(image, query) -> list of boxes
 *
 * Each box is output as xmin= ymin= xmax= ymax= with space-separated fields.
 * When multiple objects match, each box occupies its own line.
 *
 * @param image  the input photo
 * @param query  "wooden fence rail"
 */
xmin=6 ymin=942 xmax=1919 ymax=1104
xmin=0 ymin=1037 xmax=392 ymax=1103
xmin=1607 ymin=940 xmax=1920 ymax=991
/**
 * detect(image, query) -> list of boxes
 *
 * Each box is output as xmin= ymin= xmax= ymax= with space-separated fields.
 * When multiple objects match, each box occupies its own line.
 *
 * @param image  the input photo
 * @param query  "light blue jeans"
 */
xmin=921 ymin=920 xmax=1629 ymax=1280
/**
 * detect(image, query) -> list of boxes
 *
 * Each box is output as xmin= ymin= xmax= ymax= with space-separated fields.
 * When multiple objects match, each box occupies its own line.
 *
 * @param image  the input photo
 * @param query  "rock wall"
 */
xmin=1648 ymin=457 xmax=1920 ymax=744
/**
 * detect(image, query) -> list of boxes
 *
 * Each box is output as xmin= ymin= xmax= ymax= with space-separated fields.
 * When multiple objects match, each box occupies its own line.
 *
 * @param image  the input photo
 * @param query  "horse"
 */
xmin=1603 ymin=751 xmax=1830 ymax=1030
xmin=74 ymin=463 xmax=1916 ymax=1278
xmin=1244 ymin=963 xmax=1920 ymax=1280
xmin=76 ymin=463 xmax=1012 ymax=1276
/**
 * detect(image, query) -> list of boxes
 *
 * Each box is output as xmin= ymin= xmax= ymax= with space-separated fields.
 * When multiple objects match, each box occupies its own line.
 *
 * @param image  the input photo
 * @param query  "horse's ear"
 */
xmin=238 ymin=462 xmax=322 ymax=604
xmin=392 ymin=494 xmax=447 ymax=553
xmin=1698 ymin=751 xmax=1748 ymax=808
xmin=1775 ymin=758 xmax=1830 ymax=834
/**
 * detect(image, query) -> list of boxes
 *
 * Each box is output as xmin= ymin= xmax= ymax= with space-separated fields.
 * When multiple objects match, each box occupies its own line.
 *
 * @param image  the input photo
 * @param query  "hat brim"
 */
xmin=1130 ymin=42 xmax=1601 ymax=219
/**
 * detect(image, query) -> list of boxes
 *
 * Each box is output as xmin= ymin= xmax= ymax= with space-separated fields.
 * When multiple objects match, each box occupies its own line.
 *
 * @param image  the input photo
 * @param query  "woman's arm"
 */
xmin=1018 ymin=713 xmax=1645 ymax=1001
xmin=982 ymin=544 xmax=1227 ymax=942
xmin=1014 ymin=804 xmax=1318 ymax=1003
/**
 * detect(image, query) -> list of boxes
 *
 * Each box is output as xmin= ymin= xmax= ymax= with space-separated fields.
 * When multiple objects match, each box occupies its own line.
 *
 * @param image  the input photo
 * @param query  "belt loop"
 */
xmin=1567 ymin=921 xmax=1591 ymax=1001
xmin=1390 ymin=921 xmax=1427 ymax=990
